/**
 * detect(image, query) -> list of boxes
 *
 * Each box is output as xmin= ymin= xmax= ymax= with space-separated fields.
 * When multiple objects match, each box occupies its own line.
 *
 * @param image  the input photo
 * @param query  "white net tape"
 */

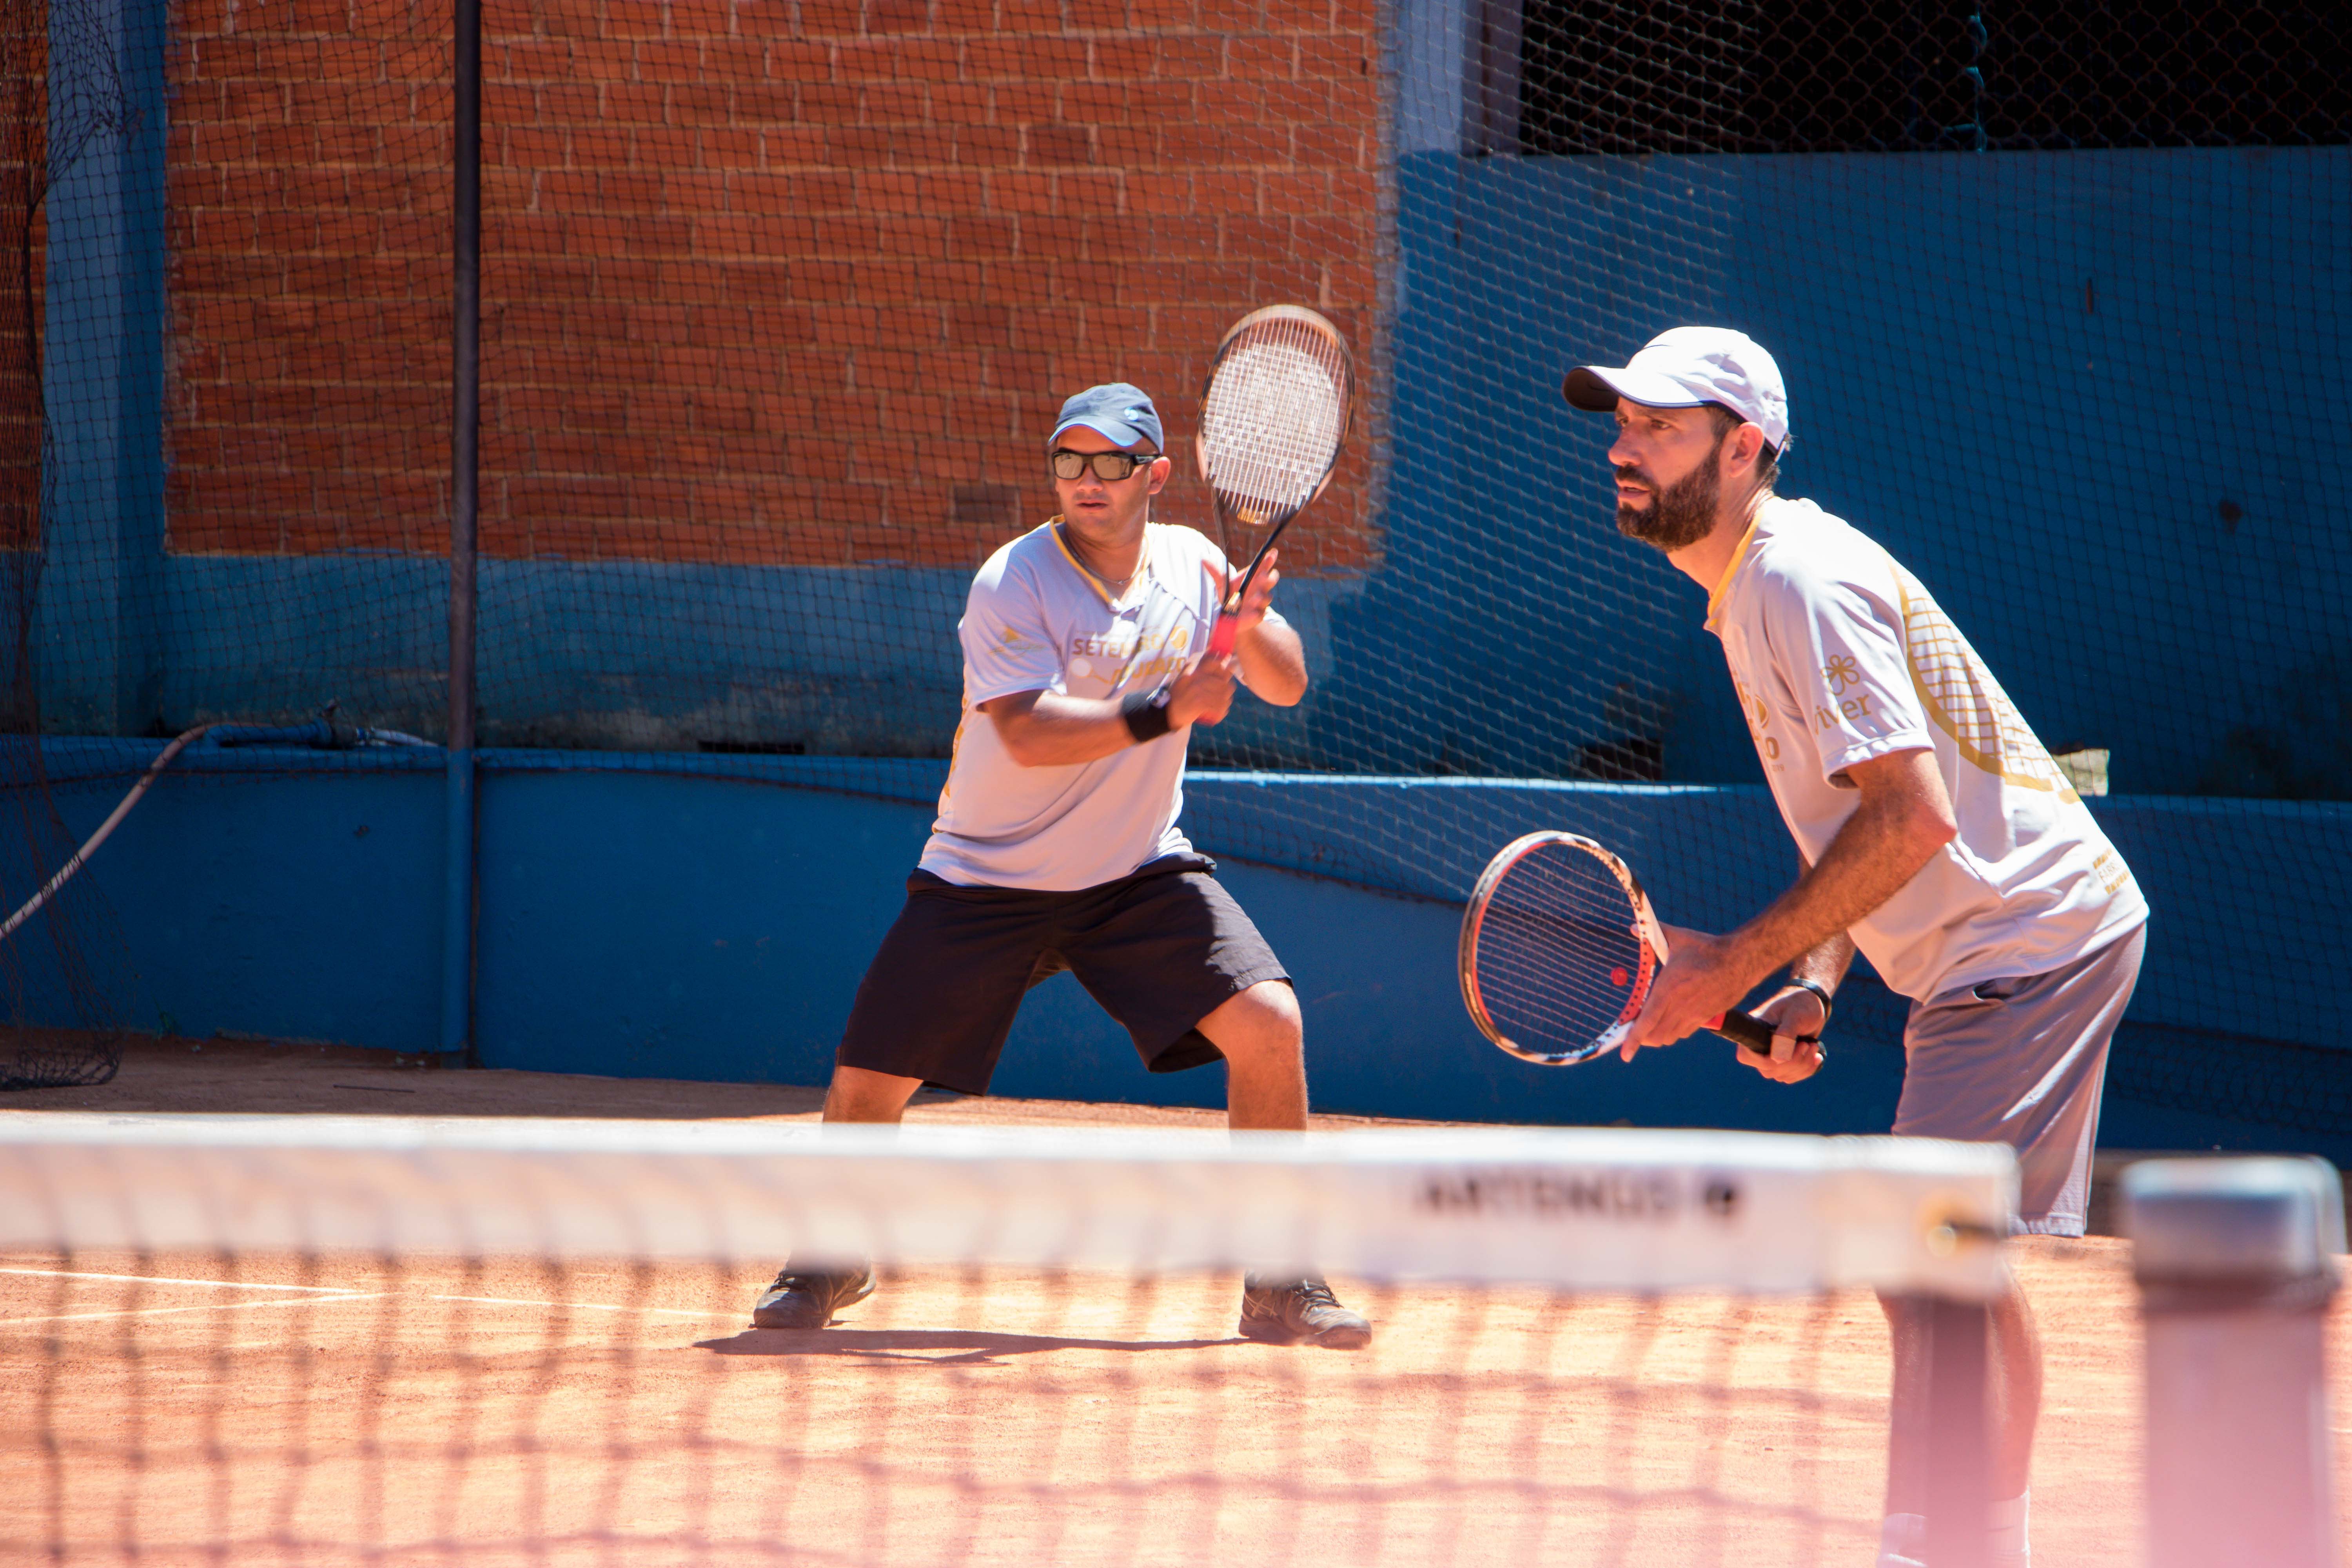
xmin=0 ymin=1115 xmax=2015 ymax=1299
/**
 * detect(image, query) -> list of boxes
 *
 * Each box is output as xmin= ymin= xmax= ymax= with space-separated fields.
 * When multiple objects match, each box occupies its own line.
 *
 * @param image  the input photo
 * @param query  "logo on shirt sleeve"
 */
xmin=1813 ymin=662 xmax=1879 ymax=730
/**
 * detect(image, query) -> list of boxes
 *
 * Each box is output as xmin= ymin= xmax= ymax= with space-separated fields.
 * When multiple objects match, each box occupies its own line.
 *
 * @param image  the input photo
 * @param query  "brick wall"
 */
xmin=166 ymin=0 xmax=1388 ymax=572
xmin=167 ymin=0 xmax=451 ymax=555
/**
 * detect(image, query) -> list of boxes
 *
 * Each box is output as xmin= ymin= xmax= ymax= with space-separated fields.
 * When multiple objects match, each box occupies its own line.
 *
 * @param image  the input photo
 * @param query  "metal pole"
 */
xmin=2127 ymin=1156 xmax=2344 ymax=1568
xmin=441 ymin=0 xmax=479 ymax=1065
xmin=1919 ymin=1296 xmax=1993 ymax=1568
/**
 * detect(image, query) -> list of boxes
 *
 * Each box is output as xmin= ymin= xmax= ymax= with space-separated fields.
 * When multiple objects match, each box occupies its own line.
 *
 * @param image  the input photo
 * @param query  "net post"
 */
xmin=2125 ymin=1157 xmax=2345 ymax=1568
xmin=1918 ymin=1292 xmax=1994 ymax=1568
xmin=441 ymin=0 xmax=481 ymax=1067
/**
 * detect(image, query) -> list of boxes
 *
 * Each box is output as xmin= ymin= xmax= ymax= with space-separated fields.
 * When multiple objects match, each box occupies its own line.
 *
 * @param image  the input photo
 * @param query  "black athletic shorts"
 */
xmin=834 ymin=854 xmax=1289 ymax=1095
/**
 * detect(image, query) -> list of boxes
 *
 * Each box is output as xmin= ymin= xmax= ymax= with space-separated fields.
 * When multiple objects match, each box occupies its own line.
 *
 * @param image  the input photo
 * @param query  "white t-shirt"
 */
xmin=922 ymin=518 xmax=1272 ymax=891
xmin=1708 ymin=496 xmax=2147 ymax=1001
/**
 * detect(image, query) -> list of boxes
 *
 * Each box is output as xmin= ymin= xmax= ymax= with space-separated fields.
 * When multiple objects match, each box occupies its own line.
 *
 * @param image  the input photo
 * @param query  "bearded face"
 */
xmin=1615 ymin=427 xmax=1726 ymax=553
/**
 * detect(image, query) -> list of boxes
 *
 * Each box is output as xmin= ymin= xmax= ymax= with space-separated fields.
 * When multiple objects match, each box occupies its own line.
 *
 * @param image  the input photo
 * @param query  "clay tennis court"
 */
xmin=3 ymin=1042 xmax=2348 ymax=1564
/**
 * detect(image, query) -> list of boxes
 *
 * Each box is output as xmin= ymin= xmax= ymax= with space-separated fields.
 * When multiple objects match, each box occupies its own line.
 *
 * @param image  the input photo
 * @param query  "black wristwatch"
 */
xmin=1786 ymin=976 xmax=1834 ymax=1028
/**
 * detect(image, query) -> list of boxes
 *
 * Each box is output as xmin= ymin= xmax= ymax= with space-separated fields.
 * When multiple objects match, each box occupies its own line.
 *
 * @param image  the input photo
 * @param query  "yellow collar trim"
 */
xmin=1049 ymin=517 xmax=1149 ymax=608
xmin=1704 ymin=515 xmax=1762 ymax=632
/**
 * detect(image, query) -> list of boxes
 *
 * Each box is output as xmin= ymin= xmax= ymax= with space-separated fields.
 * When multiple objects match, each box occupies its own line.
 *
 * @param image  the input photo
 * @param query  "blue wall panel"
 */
xmin=23 ymin=762 xmax=445 ymax=1051
xmin=466 ymin=764 xmax=1908 ymax=1127
xmin=1214 ymin=859 xmax=1913 ymax=1132
xmin=16 ymin=743 xmax=2344 ymax=1161
xmin=123 ymin=556 xmax=1365 ymax=762
xmin=1182 ymin=773 xmax=2348 ymax=1050
xmin=34 ymin=0 xmax=169 ymax=735
xmin=474 ymin=772 xmax=917 ymax=1084
xmin=1385 ymin=145 xmax=2352 ymax=794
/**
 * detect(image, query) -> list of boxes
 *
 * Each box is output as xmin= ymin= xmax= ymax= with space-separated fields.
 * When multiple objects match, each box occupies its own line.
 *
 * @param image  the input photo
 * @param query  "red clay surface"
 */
xmin=2 ymin=1040 xmax=2348 ymax=1564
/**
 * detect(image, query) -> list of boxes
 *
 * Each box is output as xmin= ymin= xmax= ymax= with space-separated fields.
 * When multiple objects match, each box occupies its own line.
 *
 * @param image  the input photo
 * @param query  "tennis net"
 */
xmin=2 ymin=1112 xmax=2036 ymax=1565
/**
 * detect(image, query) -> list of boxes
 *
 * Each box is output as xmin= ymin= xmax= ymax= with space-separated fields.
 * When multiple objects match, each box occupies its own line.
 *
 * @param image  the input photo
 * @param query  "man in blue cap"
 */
xmin=750 ymin=383 xmax=1371 ymax=1349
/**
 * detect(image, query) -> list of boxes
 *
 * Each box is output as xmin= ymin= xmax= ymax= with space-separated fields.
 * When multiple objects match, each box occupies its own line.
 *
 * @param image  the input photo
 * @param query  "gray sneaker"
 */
xmin=750 ymin=1265 xmax=875 ymax=1330
xmin=1238 ymin=1274 xmax=1372 ymax=1349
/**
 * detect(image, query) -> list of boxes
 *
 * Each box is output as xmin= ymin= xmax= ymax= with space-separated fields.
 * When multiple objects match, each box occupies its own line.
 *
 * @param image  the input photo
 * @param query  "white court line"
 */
xmin=218 ymin=1299 xmax=742 ymax=1352
xmin=6 ymin=1293 xmax=391 ymax=1327
xmin=426 ymin=1294 xmax=739 ymax=1321
xmin=4 ymin=1282 xmax=735 ymax=1328
xmin=1 ymin=1267 xmax=738 ymax=1325
xmin=0 ymin=1267 xmax=361 ymax=1294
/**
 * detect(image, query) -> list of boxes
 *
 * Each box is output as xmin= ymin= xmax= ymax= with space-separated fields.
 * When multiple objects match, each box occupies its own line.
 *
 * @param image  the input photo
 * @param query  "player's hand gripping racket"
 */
xmin=1195 ymin=305 xmax=1354 ymax=657
xmin=1458 ymin=831 xmax=1815 ymax=1066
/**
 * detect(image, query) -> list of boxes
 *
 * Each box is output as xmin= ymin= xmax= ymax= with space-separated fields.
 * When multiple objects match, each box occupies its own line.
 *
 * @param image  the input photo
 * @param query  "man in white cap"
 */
xmin=748 ymin=382 xmax=1372 ymax=1349
xmin=1564 ymin=327 xmax=2149 ymax=1566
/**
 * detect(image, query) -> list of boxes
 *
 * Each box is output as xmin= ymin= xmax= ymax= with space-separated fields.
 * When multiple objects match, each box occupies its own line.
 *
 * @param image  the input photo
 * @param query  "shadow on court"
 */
xmin=697 ymin=1327 xmax=1247 ymax=1364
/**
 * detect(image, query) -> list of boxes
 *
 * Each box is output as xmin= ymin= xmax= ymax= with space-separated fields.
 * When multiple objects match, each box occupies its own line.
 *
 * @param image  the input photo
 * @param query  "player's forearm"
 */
xmin=984 ymin=694 xmax=1143 ymax=767
xmin=1787 ymin=932 xmax=1858 ymax=994
xmin=1780 ymin=855 xmax=1858 ymax=994
xmin=1236 ymin=619 xmax=1308 ymax=706
xmin=1724 ymin=789 xmax=1952 ymax=989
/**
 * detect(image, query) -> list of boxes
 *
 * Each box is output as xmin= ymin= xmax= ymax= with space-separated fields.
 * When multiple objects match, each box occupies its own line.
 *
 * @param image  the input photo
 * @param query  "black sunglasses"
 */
xmin=1051 ymin=448 xmax=1163 ymax=482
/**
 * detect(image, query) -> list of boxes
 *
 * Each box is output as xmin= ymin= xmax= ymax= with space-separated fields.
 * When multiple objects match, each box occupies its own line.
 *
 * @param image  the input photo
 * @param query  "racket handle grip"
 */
xmin=1206 ymin=615 xmax=1238 ymax=658
xmin=1707 ymin=1009 xmax=1806 ymax=1055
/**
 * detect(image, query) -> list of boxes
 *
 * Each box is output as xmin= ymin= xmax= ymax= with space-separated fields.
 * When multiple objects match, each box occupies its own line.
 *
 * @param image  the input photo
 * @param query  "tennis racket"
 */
xmin=1194 ymin=305 xmax=1353 ymax=657
xmin=1459 ymin=831 xmax=1813 ymax=1067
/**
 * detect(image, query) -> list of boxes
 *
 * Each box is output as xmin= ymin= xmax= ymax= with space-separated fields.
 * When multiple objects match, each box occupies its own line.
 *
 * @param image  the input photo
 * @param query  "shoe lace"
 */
xmin=1288 ymin=1278 xmax=1341 ymax=1308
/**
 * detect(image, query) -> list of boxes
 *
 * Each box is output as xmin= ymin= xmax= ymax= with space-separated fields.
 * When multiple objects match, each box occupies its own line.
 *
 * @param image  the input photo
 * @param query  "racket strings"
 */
xmin=1473 ymin=844 xmax=1652 ymax=1058
xmin=1200 ymin=319 xmax=1348 ymax=516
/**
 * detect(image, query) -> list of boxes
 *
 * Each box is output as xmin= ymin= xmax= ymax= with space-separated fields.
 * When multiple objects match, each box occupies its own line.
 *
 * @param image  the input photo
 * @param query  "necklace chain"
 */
xmin=1061 ymin=523 xmax=1142 ymax=592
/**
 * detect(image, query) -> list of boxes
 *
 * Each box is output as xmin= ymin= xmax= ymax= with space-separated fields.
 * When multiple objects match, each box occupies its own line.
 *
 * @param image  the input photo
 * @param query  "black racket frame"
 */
xmin=1194 ymin=304 xmax=1354 ymax=649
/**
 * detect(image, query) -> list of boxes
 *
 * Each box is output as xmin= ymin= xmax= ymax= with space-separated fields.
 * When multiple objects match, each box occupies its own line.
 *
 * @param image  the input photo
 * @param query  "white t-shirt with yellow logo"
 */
xmin=922 ymin=518 xmax=1268 ymax=891
xmin=1708 ymin=496 xmax=2147 ymax=1001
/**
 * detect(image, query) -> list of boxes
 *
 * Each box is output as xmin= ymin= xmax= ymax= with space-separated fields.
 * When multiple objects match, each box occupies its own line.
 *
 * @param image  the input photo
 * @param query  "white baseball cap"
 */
xmin=1563 ymin=326 xmax=1791 ymax=453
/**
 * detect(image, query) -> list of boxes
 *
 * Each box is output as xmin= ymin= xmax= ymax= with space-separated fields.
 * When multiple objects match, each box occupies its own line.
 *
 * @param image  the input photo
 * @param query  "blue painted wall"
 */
xmin=135 ymin=554 xmax=1363 ymax=763
xmin=15 ymin=742 xmax=2346 ymax=1160
xmin=33 ymin=0 xmax=169 ymax=735
xmin=1379 ymin=145 xmax=2352 ymax=794
xmin=12 ymin=751 xmax=448 ymax=1052
xmin=471 ymin=764 xmax=1900 ymax=1135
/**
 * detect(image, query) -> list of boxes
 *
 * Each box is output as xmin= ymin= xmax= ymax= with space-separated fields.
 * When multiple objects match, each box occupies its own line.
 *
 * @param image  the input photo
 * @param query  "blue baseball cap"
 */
xmin=1049 ymin=383 xmax=1163 ymax=452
